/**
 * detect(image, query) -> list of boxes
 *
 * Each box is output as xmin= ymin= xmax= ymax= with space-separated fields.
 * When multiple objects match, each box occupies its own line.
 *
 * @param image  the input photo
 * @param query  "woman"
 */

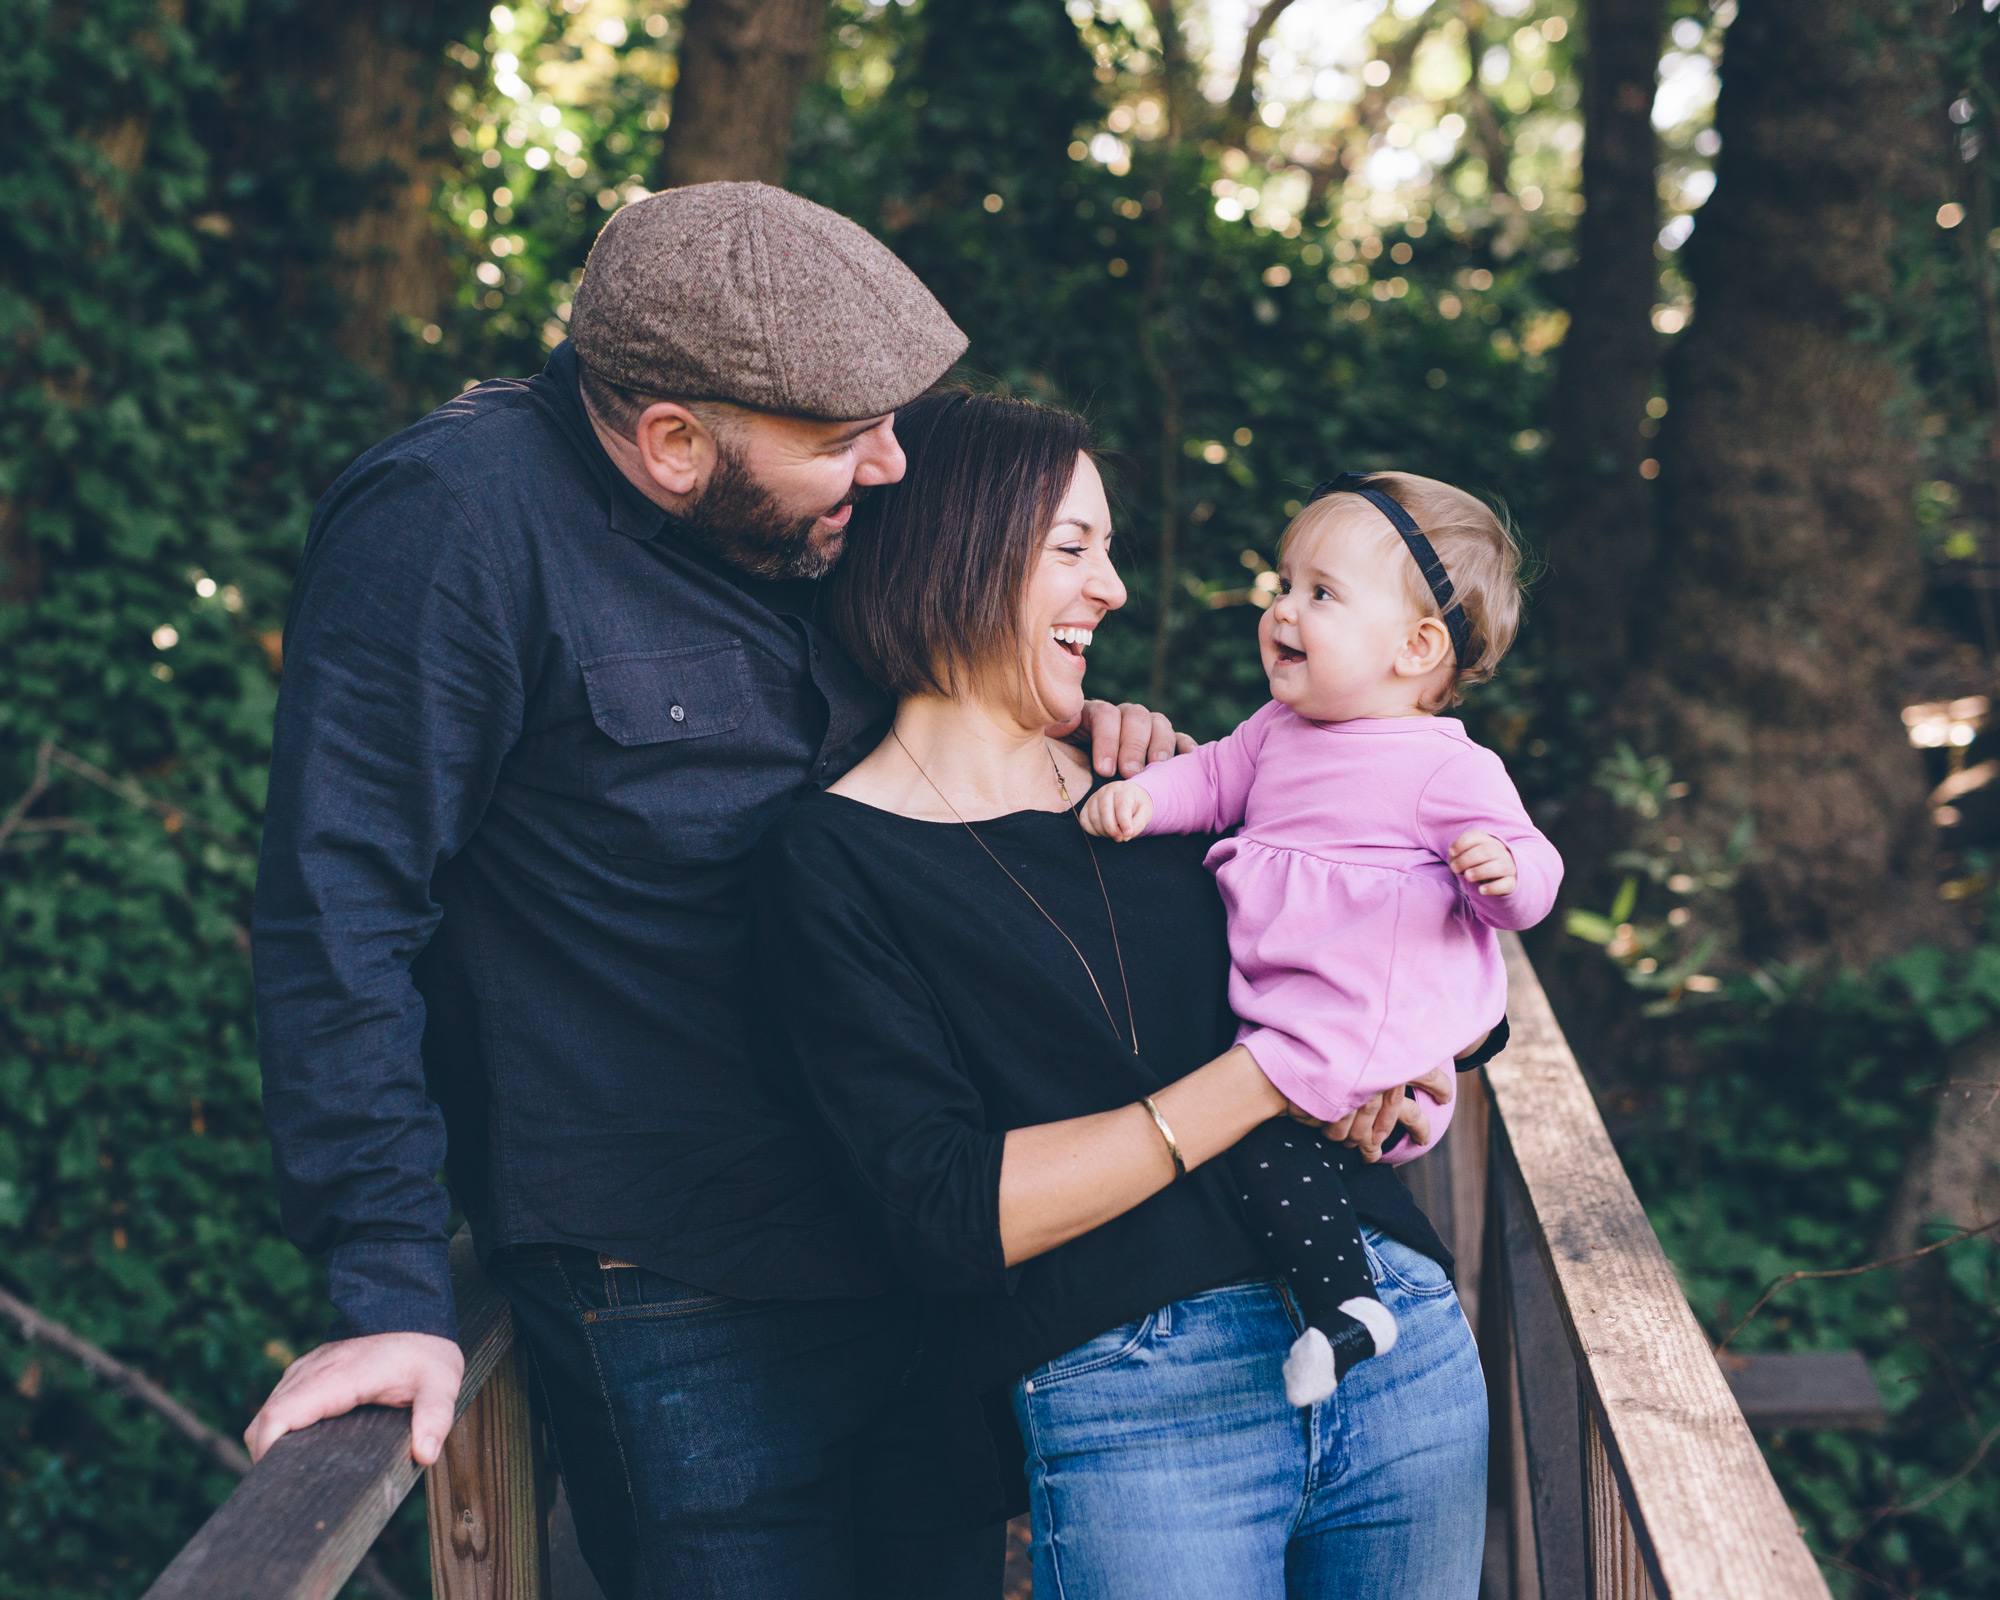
xmin=755 ymin=390 xmax=1489 ymax=1597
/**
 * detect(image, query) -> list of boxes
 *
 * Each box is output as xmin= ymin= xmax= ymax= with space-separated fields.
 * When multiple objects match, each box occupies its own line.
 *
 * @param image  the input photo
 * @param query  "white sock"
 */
xmin=1339 ymin=1296 xmax=1399 ymax=1357
xmin=1283 ymin=1326 xmax=1337 ymax=1406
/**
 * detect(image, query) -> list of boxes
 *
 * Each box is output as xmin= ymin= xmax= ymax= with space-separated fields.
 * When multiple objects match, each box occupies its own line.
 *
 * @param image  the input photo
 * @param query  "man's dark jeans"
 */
xmin=486 ymin=1246 xmax=1004 ymax=1600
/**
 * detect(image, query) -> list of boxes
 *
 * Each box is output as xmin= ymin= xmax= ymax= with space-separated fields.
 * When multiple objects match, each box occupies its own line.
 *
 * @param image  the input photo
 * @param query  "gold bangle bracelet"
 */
xmin=1141 ymin=1095 xmax=1186 ymax=1180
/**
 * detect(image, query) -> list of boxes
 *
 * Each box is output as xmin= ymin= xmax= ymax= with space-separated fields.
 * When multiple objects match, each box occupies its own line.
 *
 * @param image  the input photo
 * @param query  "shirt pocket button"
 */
xmin=669 ymin=703 xmax=686 ymax=723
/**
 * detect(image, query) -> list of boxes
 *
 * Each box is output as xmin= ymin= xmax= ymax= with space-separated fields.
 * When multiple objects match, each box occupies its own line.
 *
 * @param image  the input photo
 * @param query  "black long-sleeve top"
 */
xmin=753 ymin=789 xmax=1448 ymax=1392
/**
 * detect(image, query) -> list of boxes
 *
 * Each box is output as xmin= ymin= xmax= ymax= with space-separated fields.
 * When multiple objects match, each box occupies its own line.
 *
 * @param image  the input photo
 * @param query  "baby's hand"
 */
xmin=1449 ymin=830 xmax=1517 ymax=896
xmin=1078 ymin=780 xmax=1154 ymax=841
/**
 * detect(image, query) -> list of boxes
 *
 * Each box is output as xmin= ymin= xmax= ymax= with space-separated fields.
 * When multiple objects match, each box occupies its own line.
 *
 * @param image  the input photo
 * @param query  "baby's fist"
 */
xmin=1449 ymin=830 xmax=1517 ymax=896
xmin=1079 ymin=780 xmax=1153 ymax=841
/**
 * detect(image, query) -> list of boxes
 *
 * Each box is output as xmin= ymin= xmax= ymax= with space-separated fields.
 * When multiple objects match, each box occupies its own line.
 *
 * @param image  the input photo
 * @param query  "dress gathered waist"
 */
xmin=1206 ymin=835 xmax=1446 ymax=874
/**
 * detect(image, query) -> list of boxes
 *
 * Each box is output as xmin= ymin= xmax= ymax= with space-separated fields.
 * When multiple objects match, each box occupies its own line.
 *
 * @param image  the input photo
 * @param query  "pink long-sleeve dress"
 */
xmin=1129 ymin=702 xmax=1561 ymax=1151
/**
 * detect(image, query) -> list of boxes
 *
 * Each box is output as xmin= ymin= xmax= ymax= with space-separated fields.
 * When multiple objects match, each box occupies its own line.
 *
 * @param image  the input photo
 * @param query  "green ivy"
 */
xmin=9 ymin=0 xmax=1994 ymax=1594
xmin=0 ymin=0 xmax=453 ymax=1590
xmin=1620 ymin=963 xmax=2000 ymax=1599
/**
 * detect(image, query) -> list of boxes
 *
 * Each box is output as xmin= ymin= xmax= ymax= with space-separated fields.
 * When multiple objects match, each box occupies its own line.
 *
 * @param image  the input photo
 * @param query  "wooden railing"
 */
xmin=143 ymin=934 xmax=1832 ymax=1600
xmin=1400 ymin=935 xmax=1831 ymax=1600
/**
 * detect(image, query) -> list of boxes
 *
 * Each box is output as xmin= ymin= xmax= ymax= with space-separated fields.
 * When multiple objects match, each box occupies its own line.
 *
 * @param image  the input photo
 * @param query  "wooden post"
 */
xmin=1584 ymin=1405 xmax=1655 ymax=1600
xmin=1496 ymin=1154 xmax=1586 ymax=1600
xmin=1489 ymin=934 xmax=1831 ymax=1599
xmin=426 ymin=1339 xmax=551 ymax=1600
xmin=1450 ymin=1070 xmax=1491 ymax=1335
xmin=1399 ymin=1065 xmax=1490 ymax=1331
xmin=1478 ymin=1117 xmax=1536 ymax=1600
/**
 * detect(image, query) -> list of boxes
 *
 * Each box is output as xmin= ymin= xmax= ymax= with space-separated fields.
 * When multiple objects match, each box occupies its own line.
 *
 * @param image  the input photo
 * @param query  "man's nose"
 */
xmin=851 ymin=418 xmax=905 ymax=487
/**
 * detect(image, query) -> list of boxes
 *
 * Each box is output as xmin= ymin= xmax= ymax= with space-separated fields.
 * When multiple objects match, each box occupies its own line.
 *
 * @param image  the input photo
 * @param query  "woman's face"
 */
xmin=1007 ymin=453 xmax=1125 ymax=727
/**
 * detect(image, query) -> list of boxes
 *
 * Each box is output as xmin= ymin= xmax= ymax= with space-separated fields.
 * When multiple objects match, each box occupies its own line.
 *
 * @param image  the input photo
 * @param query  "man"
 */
xmin=244 ymin=184 xmax=1183 ymax=1598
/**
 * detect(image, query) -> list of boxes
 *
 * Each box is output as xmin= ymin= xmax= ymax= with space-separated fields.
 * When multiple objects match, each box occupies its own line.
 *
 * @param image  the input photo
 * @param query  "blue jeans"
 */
xmin=1011 ymin=1228 xmax=1487 ymax=1600
xmin=486 ymin=1246 xmax=1004 ymax=1600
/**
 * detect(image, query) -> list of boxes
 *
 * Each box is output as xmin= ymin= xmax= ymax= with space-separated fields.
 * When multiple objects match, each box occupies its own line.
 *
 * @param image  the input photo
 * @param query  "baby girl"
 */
xmin=1080 ymin=471 xmax=1561 ymax=1404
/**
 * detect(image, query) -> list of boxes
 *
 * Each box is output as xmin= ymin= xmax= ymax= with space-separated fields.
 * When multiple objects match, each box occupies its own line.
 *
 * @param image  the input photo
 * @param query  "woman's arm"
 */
xmin=756 ymin=828 xmax=1293 ymax=1292
xmin=998 ymin=1044 xmax=1285 ymax=1266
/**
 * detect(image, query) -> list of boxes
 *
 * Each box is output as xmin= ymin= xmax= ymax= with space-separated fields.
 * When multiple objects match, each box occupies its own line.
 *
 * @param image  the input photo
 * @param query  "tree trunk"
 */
xmin=1622 ymin=0 xmax=1949 ymax=970
xmin=321 ymin=4 xmax=473 ymax=373
xmin=1539 ymin=0 xmax=1664 ymax=675
xmin=656 ymin=0 xmax=827 ymax=189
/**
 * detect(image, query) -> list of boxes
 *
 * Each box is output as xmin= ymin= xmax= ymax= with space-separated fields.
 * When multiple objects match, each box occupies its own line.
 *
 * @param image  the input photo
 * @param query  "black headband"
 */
xmin=1305 ymin=474 xmax=1472 ymax=669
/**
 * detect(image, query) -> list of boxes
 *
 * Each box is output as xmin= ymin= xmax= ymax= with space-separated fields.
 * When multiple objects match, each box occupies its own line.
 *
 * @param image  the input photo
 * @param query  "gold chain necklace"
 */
xmin=891 ymin=728 xmax=1140 ymax=1055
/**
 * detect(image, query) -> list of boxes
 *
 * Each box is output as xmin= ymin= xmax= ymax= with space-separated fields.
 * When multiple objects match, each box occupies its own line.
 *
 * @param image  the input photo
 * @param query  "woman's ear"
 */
xmin=1393 ymin=615 xmax=1455 ymax=680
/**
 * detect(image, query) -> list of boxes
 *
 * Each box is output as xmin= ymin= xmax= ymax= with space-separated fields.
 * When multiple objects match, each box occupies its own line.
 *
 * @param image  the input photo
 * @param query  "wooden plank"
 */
xmin=1489 ymin=934 xmax=1831 ymax=1600
xmin=142 ymin=1229 xmax=517 ymax=1600
xmin=139 ymin=1403 xmax=421 ymax=1600
xmin=1584 ymin=1404 xmax=1655 ymax=1600
xmin=1401 ymin=1063 xmax=1490 ymax=1340
xmin=1400 ymin=1129 xmax=1455 ymax=1269
xmin=1477 ymin=1155 xmax=1536 ymax=1600
xmin=1719 ymin=1351 xmax=1885 ymax=1432
xmin=1496 ymin=1149 xmax=1585 ymax=1600
xmin=427 ymin=1340 xmax=551 ymax=1599
xmin=1451 ymin=1069 xmax=1491 ymax=1337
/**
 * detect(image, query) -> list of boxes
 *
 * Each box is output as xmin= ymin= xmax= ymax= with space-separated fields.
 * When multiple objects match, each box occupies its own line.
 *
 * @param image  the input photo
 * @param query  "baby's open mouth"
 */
xmin=1272 ymin=641 xmax=1307 ymax=665
xmin=1051 ymin=625 xmax=1093 ymax=658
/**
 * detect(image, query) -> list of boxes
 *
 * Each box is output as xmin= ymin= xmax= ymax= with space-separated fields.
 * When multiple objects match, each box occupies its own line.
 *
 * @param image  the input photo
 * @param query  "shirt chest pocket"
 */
xmin=567 ymin=642 xmax=764 ymax=866
xmin=580 ymin=642 xmax=750 ymax=747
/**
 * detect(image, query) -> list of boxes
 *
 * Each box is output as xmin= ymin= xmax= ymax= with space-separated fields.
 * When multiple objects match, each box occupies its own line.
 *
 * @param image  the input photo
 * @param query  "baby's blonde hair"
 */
xmin=1278 ymin=471 xmax=1522 ymax=707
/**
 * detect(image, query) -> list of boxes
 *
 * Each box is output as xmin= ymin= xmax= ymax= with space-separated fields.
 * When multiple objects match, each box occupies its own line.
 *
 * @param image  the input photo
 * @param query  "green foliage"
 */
xmin=6 ymin=0 xmax=1990 ymax=1593
xmin=1620 ymin=968 xmax=2000 ymax=1599
xmin=788 ymin=0 xmax=1562 ymax=738
xmin=1562 ymin=745 xmax=1749 ymax=1010
xmin=0 ymin=0 xmax=447 ymax=1591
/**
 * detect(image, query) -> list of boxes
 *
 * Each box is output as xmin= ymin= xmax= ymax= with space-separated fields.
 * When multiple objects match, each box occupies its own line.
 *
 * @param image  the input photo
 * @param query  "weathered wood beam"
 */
xmin=1488 ymin=933 xmax=1831 ymax=1600
xmin=141 ymin=1230 xmax=516 ymax=1600
xmin=1719 ymin=1351 xmax=1886 ymax=1433
xmin=427 ymin=1339 xmax=552 ymax=1599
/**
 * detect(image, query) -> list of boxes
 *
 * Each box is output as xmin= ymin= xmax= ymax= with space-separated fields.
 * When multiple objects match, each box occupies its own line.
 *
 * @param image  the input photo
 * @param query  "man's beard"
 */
xmin=676 ymin=439 xmax=865 ymax=581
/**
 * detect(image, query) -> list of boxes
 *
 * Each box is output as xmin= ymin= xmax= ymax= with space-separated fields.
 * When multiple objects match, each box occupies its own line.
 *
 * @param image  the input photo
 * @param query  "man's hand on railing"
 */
xmin=243 ymin=1331 xmax=465 ymax=1467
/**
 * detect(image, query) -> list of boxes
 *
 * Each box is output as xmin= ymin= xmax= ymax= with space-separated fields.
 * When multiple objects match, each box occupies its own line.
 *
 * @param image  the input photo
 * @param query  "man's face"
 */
xmin=681 ymin=409 xmax=905 ymax=580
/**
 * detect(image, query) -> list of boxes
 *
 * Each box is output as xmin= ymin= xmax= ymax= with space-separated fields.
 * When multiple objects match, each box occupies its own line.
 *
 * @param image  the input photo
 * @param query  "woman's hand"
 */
xmin=1317 ymin=1067 xmax=1455 ymax=1163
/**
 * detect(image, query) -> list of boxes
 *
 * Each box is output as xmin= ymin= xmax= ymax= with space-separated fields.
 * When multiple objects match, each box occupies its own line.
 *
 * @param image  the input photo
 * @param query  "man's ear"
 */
xmin=632 ymin=402 xmax=716 ymax=499
xmin=1394 ymin=616 xmax=1455 ymax=680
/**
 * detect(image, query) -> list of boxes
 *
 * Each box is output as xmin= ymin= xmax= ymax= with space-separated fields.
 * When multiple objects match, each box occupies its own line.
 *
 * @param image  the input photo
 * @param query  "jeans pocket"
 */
xmin=1024 ymin=1313 xmax=1157 ymax=1391
xmin=557 ymin=1251 xmax=732 ymax=1323
xmin=1361 ymin=1230 xmax=1454 ymax=1300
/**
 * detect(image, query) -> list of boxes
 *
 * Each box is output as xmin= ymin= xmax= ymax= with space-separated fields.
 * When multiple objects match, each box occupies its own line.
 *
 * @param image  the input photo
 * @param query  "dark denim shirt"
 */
xmin=254 ymin=341 xmax=897 ymax=1339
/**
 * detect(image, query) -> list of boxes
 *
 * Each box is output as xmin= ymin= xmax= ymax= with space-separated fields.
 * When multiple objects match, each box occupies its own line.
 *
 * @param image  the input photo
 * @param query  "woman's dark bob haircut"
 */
xmin=826 ymin=388 xmax=1094 ymax=700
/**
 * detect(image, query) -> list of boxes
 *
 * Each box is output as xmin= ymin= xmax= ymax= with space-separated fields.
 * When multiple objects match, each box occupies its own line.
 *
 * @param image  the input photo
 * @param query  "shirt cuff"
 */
xmin=327 ymin=1238 xmax=458 ymax=1342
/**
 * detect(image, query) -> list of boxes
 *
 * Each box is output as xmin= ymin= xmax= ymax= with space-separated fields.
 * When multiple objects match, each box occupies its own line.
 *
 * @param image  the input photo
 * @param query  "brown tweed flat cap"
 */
xmin=570 ymin=182 xmax=967 ymax=422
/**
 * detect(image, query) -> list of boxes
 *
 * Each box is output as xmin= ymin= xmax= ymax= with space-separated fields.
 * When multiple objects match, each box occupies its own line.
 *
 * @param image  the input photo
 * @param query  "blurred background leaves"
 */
xmin=4 ymin=0 xmax=2000 ymax=1595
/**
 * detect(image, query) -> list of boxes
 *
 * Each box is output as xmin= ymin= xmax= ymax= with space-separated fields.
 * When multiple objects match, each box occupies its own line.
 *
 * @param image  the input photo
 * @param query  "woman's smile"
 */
xmin=1050 ymin=624 xmax=1096 ymax=660
xmin=1018 ymin=454 xmax=1124 ymax=724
